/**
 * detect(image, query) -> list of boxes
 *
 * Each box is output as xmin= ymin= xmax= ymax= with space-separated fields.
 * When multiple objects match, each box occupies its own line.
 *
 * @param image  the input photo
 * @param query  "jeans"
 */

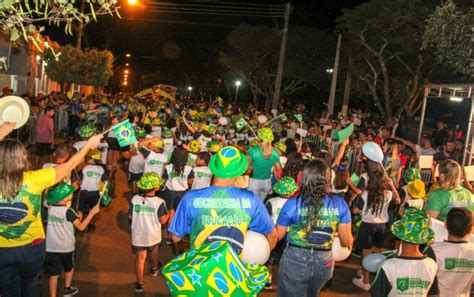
xmin=0 ymin=241 xmax=46 ymax=297
xmin=278 ymin=245 xmax=334 ymax=297
xmin=247 ymin=178 xmax=272 ymax=201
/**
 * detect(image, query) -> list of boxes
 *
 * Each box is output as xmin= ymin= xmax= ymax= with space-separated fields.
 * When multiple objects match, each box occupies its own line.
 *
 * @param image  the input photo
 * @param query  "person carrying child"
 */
xmin=128 ymin=172 xmax=169 ymax=293
xmin=370 ymin=208 xmax=437 ymax=297
xmin=44 ymin=183 xmax=100 ymax=297
xmin=398 ymin=179 xmax=425 ymax=217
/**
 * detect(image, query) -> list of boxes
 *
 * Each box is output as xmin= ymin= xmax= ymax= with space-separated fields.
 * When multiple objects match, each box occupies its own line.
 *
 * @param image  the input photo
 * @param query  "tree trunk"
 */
xmin=76 ymin=0 xmax=85 ymax=49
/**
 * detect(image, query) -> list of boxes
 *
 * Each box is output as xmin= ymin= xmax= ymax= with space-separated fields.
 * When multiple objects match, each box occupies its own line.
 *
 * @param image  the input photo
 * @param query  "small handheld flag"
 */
xmin=235 ymin=118 xmax=247 ymax=131
xmin=112 ymin=120 xmax=137 ymax=147
xmin=295 ymin=114 xmax=303 ymax=123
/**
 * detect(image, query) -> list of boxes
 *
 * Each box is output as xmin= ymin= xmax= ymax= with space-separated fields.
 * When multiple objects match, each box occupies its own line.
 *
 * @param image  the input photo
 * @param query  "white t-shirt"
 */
xmin=191 ymin=166 xmax=213 ymax=190
xmin=143 ymin=150 xmax=168 ymax=177
xmin=197 ymin=134 xmax=212 ymax=152
xmin=265 ymin=197 xmax=288 ymax=224
xmin=429 ymin=241 xmax=474 ymax=297
xmin=163 ymin=138 xmax=174 ymax=154
xmin=129 ymin=154 xmax=145 ymax=174
xmin=373 ymin=257 xmax=437 ymax=297
xmin=151 ymin=126 xmax=162 ymax=137
xmin=130 ymin=195 xmax=167 ymax=247
xmin=80 ymin=165 xmax=105 ymax=191
xmin=359 ymin=190 xmax=393 ymax=223
xmin=164 ymin=164 xmax=193 ymax=191
xmin=46 ymin=206 xmax=78 ymax=253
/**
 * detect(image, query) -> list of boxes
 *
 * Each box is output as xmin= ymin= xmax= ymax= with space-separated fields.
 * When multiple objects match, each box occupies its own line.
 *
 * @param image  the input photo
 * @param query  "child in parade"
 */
xmin=352 ymin=161 xmax=401 ymax=291
xmin=426 ymin=207 xmax=473 ymax=297
xmin=191 ymin=152 xmax=213 ymax=190
xmin=128 ymin=173 xmax=169 ymax=293
xmin=44 ymin=183 xmax=100 ymax=297
xmin=370 ymin=208 xmax=437 ymax=297
xmin=264 ymin=176 xmax=299 ymax=290
xmin=78 ymin=149 xmax=107 ymax=232
xmin=138 ymin=137 xmax=169 ymax=177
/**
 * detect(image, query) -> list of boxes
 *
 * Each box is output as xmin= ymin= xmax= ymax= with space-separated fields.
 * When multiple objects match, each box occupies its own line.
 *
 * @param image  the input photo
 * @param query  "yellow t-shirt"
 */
xmin=0 ymin=168 xmax=56 ymax=247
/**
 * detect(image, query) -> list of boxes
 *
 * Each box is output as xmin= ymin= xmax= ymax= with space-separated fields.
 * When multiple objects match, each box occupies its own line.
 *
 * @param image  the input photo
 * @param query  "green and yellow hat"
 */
xmin=87 ymin=149 xmax=102 ymax=161
xmin=151 ymin=117 xmax=162 ymax=126
xmin=135 ymin=128 xmax=146 ymax=139
xmin=391 ymin=208 xmax=434 ymax=244
xmin=209 ymin=146 xmax=248 ymax=179
xmin=275 ymin=141 xmax=287 ymax=153
xmin=258 ymin=128 xmax=274 ymax=143
xmin=207 ymin=140 xmax=221 ymax=153
xmin=150 ymin=139 xmax=164 ymax=149
xmin=46 ymin=182 xmax=75 ymax=204
xmin=250 ymin=139 xmax=260 ymax=147
xmin=273 ymin=177 xmax=298 ymax=196
xmin=137 ymin=172 xmax=164 ymax=191
xmin=78 ymin=124 xmax=96 ymax=138
xmin=404 ymin=168 xmax=421 ymax=184
xmin=188 ymin=140 xmax=201 ymax=154
xmin=162 ymin=129 xmax=173 ymax=139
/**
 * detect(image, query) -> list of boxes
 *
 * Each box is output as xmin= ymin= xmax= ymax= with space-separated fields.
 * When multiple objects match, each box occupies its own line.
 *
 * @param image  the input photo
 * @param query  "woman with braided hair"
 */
xmin=276 ymin=159 xmax=353 ymax=296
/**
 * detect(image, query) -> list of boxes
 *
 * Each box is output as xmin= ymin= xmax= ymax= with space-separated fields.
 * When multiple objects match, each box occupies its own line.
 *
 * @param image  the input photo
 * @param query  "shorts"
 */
xmin=128 ymin=172 xmax=143 ymax=182
xmin=43 ymin=251 xmax=75 ymax=276
xmin=132 ymin=242 xmax=161 ymax=253
xmin=354 ymin=222 xmax=386 ymax=250
xmin=167 ymin=190 xmax=187 ymax=210
xmin=78 ymin=190 xmax=100 ymax=214
xmin=36 ymin=143 xmax=53 ymax=156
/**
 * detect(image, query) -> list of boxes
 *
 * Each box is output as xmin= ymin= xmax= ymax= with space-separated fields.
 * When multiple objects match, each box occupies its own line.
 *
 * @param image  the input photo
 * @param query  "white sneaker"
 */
xmin=352 ymin=277 xmax=370 ymax=291
xmin=357 ymin=270 xmax=363 ymax=279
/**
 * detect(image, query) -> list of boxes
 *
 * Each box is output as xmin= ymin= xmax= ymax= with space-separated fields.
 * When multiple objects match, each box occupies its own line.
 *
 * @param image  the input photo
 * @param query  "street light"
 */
xmin=124 ymin=69 xmax=129 ymax=74
xmin=187 ymin=86 xmax=193 ymax=97
xmin=125 ymin=63 xmax=129 ymax=66
xmin=234 ymin=80 xmax=241 ymax=104
xmin=326 ymin=68 xmax=334 ymax=74
xmin=125 ymin=53 xmax=131 ymax=58
xmin=128 ymin=0 xmax=138 ymax=5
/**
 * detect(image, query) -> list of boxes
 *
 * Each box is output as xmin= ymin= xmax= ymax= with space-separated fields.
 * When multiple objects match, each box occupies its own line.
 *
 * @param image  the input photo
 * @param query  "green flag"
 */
xmin=295 ymin=114 xmax=303 ymax=123
xmin=280 ymin=113 xmax=288 ymax=122
xmin=350 ymin=173 xmax=360 ymax=185
xmin=235 ymin=118 xmax=247 ymax=131
xmin=112 ymin=120 xmax=137 ymax=147
xmin=337 ymin=124 xmax=354 ymax=144
xmin=331 ymin=129 xmax=339 ymax=140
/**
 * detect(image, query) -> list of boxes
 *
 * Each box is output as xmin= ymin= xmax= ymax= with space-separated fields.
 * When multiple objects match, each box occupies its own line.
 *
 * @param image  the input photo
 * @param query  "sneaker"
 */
xmin=134 ymin=283 xmax=144 ymax=293
xmin=352 ymin=277 xmax=370 ymax=291
xmin=151 ymin=262 xmax=163 ymax=276
xmin=263 ymin=280 xmax=272 ymax=290
xmin=64 ymin=286 xmax=79 ymax=296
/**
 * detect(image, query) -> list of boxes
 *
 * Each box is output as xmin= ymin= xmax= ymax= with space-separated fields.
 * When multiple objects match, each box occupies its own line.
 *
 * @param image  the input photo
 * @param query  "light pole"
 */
xmin=187 ymin=86 xmax=193 ymax=97
xmin=234 ymin=80 xmax=241 ymax=104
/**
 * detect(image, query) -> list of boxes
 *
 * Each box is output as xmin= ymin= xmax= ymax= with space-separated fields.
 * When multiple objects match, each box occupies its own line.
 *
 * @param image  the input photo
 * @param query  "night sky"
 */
xmin=45 ymin=0 xmax=367 ymax=89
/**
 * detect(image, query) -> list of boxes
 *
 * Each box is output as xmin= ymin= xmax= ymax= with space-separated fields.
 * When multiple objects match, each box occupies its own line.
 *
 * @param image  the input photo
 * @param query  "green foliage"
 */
xmin=44 ymin=45 xmax=113 ymax=88
xmin=0 ymin=0 xmax=119 ymax=50
xmin=423 ymin=0 xmax=473 ymax=77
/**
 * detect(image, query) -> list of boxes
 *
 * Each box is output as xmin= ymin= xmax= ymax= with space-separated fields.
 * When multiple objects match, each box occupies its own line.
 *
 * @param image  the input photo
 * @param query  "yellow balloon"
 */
xmin=66 ymin=91 xmax=73 ymax=99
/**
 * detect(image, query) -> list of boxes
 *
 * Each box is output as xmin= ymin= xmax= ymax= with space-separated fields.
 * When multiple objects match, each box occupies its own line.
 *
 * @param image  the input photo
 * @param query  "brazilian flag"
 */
xmin=112 ymin=120 xmax=137 ymax=147
xmin=235 ymin=118 xmax=247 ymax=131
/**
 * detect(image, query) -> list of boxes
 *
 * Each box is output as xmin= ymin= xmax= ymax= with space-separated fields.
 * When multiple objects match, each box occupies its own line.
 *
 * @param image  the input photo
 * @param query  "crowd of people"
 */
xmin=0 ymin=89 xmax=473 ymax=297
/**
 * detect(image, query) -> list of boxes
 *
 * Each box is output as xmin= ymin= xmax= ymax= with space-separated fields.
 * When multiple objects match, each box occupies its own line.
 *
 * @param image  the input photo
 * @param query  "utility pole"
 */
xmin=271 ymin=2 xmax=291 ymax=114
xmin=327 ymin=34 xmax=342 ymax=115
xmin=341 ymin=56 xmax=353 ymax=116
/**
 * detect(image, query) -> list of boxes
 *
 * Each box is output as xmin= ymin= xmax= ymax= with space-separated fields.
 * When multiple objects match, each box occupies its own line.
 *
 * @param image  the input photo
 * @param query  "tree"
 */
xmin=423 ymin=0 xmax=473 ymax=77
xmin=44 ymin=45 xmax=84 ymax=91
xmin=81 ymin=48 xmax=113 ymax=88
xmin=338 ymin=0 xmax=434 ymax=123
xmin=44 ymin=45 xmax=113 ymax=91
xmin=0 ymin=0 xmax=119 ymax=47
xmin=219 ymin=24 xmax=335 ymax=109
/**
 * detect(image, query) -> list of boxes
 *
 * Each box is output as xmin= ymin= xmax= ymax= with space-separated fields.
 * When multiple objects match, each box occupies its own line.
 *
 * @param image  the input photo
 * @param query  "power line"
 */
xmin=122 ymin=17 xmax=236 ymax=27
xmin=147 ymin=0 xmax=284 ymax=8
xmin=146 ymin=2 xmax=284 ymax=12
xmin=143 ymin=9 xmax=282 ymax=17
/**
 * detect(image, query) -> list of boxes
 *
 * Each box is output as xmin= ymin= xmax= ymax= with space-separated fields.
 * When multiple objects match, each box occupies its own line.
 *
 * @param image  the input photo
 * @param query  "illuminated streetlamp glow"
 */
xmin=128 ymin=0 xmax=138 ymax=6
xmin=125 ymin=53 xmax=131 ymax=58
xmin=235 ymin=80 xmax=241 ymax=87
xmin=124 ymin=69 xmax=129 ymax=74
xmin=326 ymin=68 xmax=334 ymax=74
xmin=234 ymin=80 xmax=241 ymax=103
xmin=125 ymin=63 xmax=129 ymax=66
